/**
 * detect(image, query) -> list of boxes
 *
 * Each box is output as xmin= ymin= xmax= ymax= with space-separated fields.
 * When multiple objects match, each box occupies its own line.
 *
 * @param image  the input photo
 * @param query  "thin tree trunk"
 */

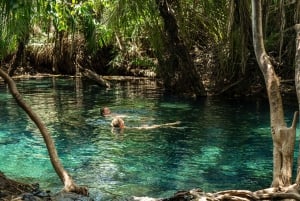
xmin=8 ymin=41 xmax=25 ymax=76
xmin=278 ymin=0 xmax=285 ymax=64
xmin=251 ymin=0 xmax=297 ymax=187
xmin=0 ymin=68 xmax=88 ymax=195
xmin=294 ymin=24 xmax=300 ymax=185
xmin=295 ymin=1 xmax=300 ymax=24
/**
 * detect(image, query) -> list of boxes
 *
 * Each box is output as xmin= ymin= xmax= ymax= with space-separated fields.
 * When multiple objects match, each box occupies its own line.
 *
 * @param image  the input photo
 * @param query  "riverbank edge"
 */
xmin=1 ymin=73 xmax=297 ymax=99
xmin=0 ymin=171 xmax=93 ymax=201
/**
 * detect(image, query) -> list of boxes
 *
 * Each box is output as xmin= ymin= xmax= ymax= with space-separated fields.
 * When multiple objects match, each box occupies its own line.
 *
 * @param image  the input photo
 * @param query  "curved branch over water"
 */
xmin=0 ymin=68 xmax=88 ymax=195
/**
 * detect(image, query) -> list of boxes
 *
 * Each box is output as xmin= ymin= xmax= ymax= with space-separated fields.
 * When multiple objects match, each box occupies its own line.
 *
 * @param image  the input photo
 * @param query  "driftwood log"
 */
xmin=79 ymin=67 xmax=111 ymax=88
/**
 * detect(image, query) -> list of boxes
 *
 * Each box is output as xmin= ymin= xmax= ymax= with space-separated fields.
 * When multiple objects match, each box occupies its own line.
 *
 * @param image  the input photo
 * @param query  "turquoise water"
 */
xmin=0 ymin=77 xmax=298 ymax=200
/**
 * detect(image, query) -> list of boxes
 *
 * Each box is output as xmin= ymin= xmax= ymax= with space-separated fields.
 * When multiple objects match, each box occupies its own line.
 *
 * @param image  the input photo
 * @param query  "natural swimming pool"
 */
xmin=0 ymin=77 xmax=298 ymax=200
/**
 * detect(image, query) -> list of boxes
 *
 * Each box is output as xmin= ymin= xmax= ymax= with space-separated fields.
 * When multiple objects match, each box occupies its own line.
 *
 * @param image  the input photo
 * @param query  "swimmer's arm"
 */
xmin=132 ymin=121 xmax=181 ymax=130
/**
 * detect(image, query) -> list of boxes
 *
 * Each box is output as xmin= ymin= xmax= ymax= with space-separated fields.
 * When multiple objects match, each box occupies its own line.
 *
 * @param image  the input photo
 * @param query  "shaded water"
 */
xmin=0 ymin=77 xmax=298 ymax=200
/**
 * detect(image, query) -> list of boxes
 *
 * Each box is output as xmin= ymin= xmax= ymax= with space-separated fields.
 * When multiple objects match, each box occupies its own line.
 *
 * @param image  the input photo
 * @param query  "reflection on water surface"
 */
xmin=0 ymin=77 xmax=297 ymax=200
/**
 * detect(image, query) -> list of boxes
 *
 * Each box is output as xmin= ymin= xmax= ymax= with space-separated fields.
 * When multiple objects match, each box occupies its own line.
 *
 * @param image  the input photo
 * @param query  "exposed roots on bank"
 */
xmin=133 ymin=184 xmax=300 ymax=201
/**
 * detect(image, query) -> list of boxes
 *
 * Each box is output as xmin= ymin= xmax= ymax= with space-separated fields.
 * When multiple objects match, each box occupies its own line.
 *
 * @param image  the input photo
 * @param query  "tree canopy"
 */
xmin=0 ymin=0 xmax=298 ymax=96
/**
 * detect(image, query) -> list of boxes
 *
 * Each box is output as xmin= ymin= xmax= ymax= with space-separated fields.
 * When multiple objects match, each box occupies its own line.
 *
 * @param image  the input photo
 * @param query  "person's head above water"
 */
xmin=111 ymin=117 xmax=125 ymax=129
xmin=101 ymin=107 xmax=111 ymax=116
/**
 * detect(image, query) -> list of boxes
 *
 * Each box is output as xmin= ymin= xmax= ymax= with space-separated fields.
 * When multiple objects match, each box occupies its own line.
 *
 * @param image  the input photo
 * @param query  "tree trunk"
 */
xmin=8 ymin=41 xmax=26 ymax=76
xmin=251 ymin=0 xmax=297 ymax=187
xmin=0 ymin=68 xmax=88 ymax=195
xmin=8 ymin=30 xmax=30 ymax=76
xmin=52 ymin=31 xmax=65 ymax=74
xmin=294 ymin=24 xmax=300 ymax=185
xmin=156 ymin=0 xmax=206 ymax=97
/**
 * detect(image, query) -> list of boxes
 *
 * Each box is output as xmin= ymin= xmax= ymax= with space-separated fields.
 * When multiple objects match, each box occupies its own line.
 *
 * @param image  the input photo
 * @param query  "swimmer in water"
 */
xmin=101 ymin=107 xmax=127 ymax=118
xmin=110 ymin=117 xmax=181 ymax=130
xmin=100 ymin=107 xmax=111 ymax=117
xmin=111 ymin=117 xmax=125 ymax=129
xmin=102 ymin=107 xmax=181 ymax=132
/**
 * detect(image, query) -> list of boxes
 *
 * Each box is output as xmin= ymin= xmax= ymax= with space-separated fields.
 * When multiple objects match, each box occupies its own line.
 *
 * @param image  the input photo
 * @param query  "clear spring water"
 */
xmin=0 ymin=77 xmax=298 ymax=200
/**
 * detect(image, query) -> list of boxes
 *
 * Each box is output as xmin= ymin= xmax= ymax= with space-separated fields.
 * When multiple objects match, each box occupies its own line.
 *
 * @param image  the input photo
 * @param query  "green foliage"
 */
xmin=0 ymin=34 xmax=17 ymax=60
xmin=0 ymin=0 xmax=298 ymax=87
xmin=131 ymin=57 xmax=156 ymax=69
xmin=0 ymin=0 xmax=35 ymax=59
xmin=101 ymin=0 xmax=161 ymax=70
xmin=96 ymin=24 xmax=113 ymax=47
xmin=173 ymin=0 xmax=230 ymax=46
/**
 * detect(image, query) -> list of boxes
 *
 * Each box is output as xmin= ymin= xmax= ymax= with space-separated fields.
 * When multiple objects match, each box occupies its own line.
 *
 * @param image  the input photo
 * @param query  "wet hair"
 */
xmin=111 ymin=117 xmax=125 ymax=129
xmin=101 ymin=107 xmax=111 ymax=116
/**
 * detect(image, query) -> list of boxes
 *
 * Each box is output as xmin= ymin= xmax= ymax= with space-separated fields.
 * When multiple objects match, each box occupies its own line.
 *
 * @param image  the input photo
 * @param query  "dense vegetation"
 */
xmin=0 ymin=0 xmax=299 ymax=97
xmin=2 ymin=1 xmax=300 ymax=200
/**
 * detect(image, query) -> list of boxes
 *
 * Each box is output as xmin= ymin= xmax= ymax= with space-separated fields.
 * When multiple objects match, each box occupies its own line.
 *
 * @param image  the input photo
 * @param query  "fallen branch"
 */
xmin=79 ymin=66 xmax=111 ymax=88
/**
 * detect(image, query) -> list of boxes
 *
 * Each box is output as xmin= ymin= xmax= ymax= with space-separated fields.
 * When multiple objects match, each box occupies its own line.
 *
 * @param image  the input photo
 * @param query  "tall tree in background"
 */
xmin=156 ymin=0 xmax=206 ymax=97
xmin=224 ymin=0 xmax=252 ymax=79
xmin=6 ymin=0 xmax=32 ymax=76
xmin=294 ymin=25 xmax=300 ymax=187
xmin=251 ymin=0 xmax=298 ymax=187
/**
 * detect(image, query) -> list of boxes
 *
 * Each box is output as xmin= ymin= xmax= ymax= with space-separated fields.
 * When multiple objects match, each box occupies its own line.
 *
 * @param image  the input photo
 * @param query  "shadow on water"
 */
xmin=0 ymin=77 xmax=299 ymax=200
